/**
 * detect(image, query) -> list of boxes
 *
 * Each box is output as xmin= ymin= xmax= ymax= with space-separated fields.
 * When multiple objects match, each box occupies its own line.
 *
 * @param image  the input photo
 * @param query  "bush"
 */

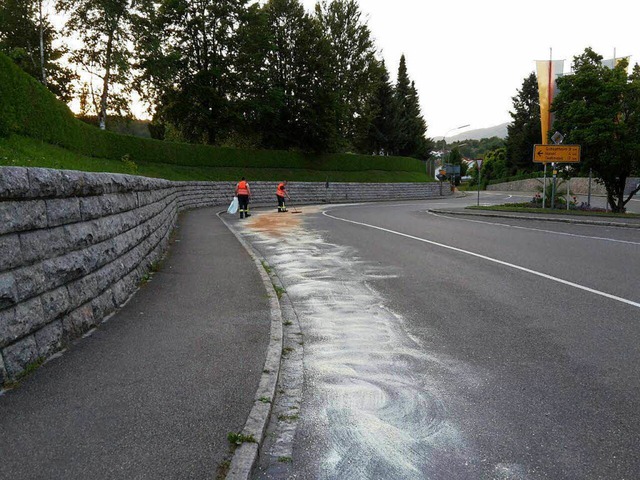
xmin=0 ymin=53 xmax=424 ymax=174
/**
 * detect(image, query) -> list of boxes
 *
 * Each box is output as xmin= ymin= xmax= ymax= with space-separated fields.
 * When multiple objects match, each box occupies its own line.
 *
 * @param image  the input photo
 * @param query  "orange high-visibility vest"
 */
xmin=277 ymin=183 xmax=286 ymax=197
xmin=237 ymin=180 xmax=249 ymax=195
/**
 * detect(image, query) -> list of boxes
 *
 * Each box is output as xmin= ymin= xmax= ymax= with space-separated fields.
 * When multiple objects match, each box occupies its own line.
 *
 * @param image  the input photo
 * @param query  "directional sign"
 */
xmin=533 ymin=144 xmax=581 ymax=163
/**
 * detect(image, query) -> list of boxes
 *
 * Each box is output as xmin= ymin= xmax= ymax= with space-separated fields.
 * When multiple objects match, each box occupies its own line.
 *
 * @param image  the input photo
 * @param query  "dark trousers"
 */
xmin=238 ymin=195 xmax=249 ymax=216
xmin=277 ymin=195 xmax=286 ymax=211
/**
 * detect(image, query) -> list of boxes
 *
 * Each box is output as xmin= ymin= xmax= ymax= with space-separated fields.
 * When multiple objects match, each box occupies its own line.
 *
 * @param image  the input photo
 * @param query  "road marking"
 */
xmin=323 ymin=210 xmax=640 ymax=309
xmin=428 ymin=212 xmax=640 ymax=246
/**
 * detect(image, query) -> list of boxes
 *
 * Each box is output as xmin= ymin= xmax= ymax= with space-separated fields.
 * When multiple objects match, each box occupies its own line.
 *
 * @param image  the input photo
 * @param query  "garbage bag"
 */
xmin=227 ymin=196 xmax=239 ymax=214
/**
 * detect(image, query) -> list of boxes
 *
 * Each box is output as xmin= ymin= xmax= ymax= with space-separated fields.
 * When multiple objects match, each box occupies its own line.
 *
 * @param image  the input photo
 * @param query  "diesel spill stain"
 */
xmin=246 ymin=211 xmax=303 ymax=238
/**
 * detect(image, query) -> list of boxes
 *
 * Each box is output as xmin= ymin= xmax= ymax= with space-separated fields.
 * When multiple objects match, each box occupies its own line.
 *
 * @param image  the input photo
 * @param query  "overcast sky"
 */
xmin=300 ymin=0 xmax=640 ymax=138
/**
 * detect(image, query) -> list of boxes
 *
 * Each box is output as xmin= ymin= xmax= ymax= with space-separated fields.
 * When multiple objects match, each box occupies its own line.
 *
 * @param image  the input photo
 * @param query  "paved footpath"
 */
xmin=0 ymin=208 xmax=272 ymax=479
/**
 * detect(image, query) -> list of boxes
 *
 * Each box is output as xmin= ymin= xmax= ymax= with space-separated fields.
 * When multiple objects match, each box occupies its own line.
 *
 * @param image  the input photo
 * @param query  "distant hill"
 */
xmin=446 ymin=122 xmax=509 ymax=142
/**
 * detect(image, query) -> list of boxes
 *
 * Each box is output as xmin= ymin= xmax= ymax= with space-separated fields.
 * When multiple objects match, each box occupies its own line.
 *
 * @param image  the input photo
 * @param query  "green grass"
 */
xmin=0 ymin=53 xmax=433 ymax=183
xmin=0 ymin=134 xmax=431 ymax=182
xmin=466 ymin=204 xmax=640 ymax=218
xmin=273 ymin=284 xmax=286 ymax=299
xmin=227 ymin=432 xmax=257 ymax=445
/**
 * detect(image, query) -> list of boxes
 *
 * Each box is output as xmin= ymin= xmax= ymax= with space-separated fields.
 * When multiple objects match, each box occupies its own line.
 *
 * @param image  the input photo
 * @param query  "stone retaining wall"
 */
xmin=487 ymin=176 xmax=639 ymax=196
xmin=0 ymin=167 xmax=448 ymax=385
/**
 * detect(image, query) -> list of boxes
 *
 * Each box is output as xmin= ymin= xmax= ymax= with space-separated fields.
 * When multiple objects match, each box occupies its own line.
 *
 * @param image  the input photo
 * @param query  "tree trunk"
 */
xmin=99 ymin=29 xmax=115 ymax=131
xmin=39 ymin=0 xmax=46 ymax=86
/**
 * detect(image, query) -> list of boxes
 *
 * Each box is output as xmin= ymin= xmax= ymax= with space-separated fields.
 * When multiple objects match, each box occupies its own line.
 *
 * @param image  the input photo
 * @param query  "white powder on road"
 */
xmin=242 ymin=211 xmax=493 ymax=479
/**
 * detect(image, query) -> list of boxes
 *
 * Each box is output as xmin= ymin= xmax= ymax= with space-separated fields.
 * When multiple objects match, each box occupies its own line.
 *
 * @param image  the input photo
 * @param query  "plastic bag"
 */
xmin=227 ymin=196 xmax=239 ymax=214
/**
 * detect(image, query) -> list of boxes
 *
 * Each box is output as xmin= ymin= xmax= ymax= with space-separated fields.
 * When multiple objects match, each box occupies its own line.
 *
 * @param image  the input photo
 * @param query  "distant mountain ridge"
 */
xmin=445 ymin=122 xmax=509 ymax=142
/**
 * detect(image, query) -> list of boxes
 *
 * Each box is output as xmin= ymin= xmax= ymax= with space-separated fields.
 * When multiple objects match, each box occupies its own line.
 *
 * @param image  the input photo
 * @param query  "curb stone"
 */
xmin=218 ymin=211 xmax=284 ymax=480
xmin=428 ymin=209 xmax=640 ymax=229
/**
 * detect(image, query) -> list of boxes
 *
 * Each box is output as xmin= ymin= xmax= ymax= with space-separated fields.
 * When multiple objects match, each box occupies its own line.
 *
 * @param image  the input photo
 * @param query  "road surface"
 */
xmin=245 ymin=192 xmax=640 ymax=480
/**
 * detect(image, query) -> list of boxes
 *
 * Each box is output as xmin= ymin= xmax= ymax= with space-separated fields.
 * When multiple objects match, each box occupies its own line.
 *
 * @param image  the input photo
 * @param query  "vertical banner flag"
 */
xmin=536 ymin=60 xmax=564 ymax=144
xmin=602 ymin=56 xmax=630 ymax=69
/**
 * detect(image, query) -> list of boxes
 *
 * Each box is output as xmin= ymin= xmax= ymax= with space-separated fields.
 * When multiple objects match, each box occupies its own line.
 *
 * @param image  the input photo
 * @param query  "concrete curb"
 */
xmin=218 ymin=212 xmax=284 ymax=480
xmin=428 ymin=209 xmax=640 ymax=229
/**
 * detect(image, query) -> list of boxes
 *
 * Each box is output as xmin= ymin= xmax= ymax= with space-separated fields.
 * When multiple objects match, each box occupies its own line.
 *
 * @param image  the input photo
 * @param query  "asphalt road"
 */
xmin=246 ymin=193 xmax=640 ymax=480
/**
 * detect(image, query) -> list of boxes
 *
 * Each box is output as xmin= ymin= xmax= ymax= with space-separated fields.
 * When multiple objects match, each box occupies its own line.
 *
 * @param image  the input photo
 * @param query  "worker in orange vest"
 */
xmin=235 ymin=177 xmax=251 ymax=219
xmin=276 ymin=180 xmax=290 ymax=212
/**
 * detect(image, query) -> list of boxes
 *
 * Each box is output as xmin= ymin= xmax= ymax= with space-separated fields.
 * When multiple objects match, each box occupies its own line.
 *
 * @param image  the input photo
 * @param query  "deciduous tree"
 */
xmin=57 ymin=0 xmax=136 ymax=129
xmin=0 ymin=0 xmax=75 ymax=101
xmin=553 ymin=48 xmax=640 ymax=212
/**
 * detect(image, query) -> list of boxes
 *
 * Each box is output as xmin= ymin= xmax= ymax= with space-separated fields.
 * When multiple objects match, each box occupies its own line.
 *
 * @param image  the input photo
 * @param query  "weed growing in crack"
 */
xmin=227 ymin=432 xmax=256 ymax=445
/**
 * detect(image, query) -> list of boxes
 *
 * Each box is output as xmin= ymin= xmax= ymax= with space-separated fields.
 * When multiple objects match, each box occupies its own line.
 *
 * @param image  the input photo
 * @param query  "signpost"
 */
xmin=533 ymin=144 xmax=581 ymax=163
xmin=476 ymin=159 xmax=483 ymax=206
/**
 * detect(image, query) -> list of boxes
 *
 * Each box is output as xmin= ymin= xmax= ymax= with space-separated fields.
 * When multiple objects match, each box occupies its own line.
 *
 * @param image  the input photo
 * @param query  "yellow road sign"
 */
xmin=533 ymin=144 xmax=581 ymax=163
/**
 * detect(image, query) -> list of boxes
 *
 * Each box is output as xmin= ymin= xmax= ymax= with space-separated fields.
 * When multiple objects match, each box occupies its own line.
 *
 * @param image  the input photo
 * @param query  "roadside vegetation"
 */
xmin=467 ymin=203 xmax=640 ymax=219
xmin=0 ymin=54 xmax=429 ymax=182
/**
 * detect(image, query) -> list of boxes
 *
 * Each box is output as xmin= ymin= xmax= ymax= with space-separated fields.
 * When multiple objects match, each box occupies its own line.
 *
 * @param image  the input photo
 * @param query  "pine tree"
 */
xmin=392 ymin=55 xmax=431 ymax=159
xmin=357 ymin=59 xmax=397 ymax=155
xmin=316 ymin=0 xmax=377 ymax=150
xmin=505 ymin=72 xmax=541 ymax=174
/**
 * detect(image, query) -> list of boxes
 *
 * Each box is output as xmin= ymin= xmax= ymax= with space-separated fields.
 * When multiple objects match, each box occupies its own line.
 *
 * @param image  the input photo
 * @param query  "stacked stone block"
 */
xmin=487 ymin=177 xmax=639 ymax=195
xmin=0 ymin=167 xmax=448 ymax=385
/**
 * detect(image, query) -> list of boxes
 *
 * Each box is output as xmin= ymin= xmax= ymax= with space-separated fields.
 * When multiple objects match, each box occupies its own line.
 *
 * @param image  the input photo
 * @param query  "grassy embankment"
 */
xmin=0 ymin=53 xmax=429 ymax=183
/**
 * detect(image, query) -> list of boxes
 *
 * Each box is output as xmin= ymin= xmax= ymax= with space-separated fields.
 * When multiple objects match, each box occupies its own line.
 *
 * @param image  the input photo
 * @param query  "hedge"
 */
xmin=0 ymin=53 xmax=424 ymax=173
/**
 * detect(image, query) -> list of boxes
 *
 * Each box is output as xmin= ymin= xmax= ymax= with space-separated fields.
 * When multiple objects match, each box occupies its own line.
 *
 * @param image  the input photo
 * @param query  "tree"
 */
xmin=135 ymin=0 xmax=249 ymax=145
xmin=260 ymin=0 xmax=337 ymax=152
xmin=57 ymin=0 xmax=136 ymax=129
xmin=393 ymin=55 xmax=432 ymax=159
xmin=356 ymin=59 xmax=397 ymax=155
xmin=553 ymin=48 xmax=640 ymax=212
xmin=315 ymin=0 xmax=377 ymax=150
xmin=506 ymin=72 xmax=541 ymax=174
xmin=479 ymin=147 xmax=508 ymax=184
xmin=0 ymin=0 xmax=75 ymax=101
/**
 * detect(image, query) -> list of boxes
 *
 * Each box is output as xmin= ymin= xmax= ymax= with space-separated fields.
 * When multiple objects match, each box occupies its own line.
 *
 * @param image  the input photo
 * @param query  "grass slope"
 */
xmin=0 ymin=53 xmax=431 ymax=183
xmin=0 ymin=135 xmax=429 ymax=182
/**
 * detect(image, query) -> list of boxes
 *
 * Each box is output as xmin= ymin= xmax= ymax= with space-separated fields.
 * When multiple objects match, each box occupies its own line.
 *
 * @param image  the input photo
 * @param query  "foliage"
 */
xmin=57 ymin=0 xmax=136 ymax=129
xmin=0 ymin=0 xmax=75 ymax=101
xmin=553 ymin=47 xmax=640 ymax=212
xmin=0 ymin=134 xmax=432 ymax=182
xmin=438 ymin=137 xmax=505 ymax=160
xmin=392 ymin=55 xmax=433 ymax=160
xmin=471 ymin=147 xmax=508 ymax=186
xmin=532 ymin=178 xmax=575 ymax=208
xmin=316 ymin=0 xmax=377 ymax=150
xmin=356 ymin=60 xmax=397 ymax=155
xmin=1 ymin=52 xmax=431 ymax=184
xmin=506 ymin=72 xmax=541 ymax=174
xmin=227 ymin=432 xmax=256 ymax=445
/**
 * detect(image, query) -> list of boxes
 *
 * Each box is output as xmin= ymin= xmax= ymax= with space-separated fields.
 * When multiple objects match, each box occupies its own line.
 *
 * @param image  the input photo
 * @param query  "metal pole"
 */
xmin=477 ymin=167 xmax=481 ymax=206
xmin=551 ymin=165 xmax=557 ymax=209
xmin=542 ymin=163 xmax=547 ymax=209
xmin=567 ymin=177 xmax=570 ymax=210
xmin=587 ymin=168 xmax=592 ymax=207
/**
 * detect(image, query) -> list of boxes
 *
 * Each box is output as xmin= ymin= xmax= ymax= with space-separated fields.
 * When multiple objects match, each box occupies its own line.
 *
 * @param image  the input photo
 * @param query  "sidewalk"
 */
xmin=0 ymin=208 xmax=273 ymax=479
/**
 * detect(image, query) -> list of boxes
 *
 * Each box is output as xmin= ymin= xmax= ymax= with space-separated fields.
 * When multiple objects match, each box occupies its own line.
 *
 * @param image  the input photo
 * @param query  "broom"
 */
xmin=288 ymin=197 xmax=302 ymax=214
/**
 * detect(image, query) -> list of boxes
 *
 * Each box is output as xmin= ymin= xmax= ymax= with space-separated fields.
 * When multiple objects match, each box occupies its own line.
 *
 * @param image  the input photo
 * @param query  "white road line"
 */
xmin=428 ymin=212 xmax=640 ymax=246
xmin=322 ymin=210 xmax=640 ymax=309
